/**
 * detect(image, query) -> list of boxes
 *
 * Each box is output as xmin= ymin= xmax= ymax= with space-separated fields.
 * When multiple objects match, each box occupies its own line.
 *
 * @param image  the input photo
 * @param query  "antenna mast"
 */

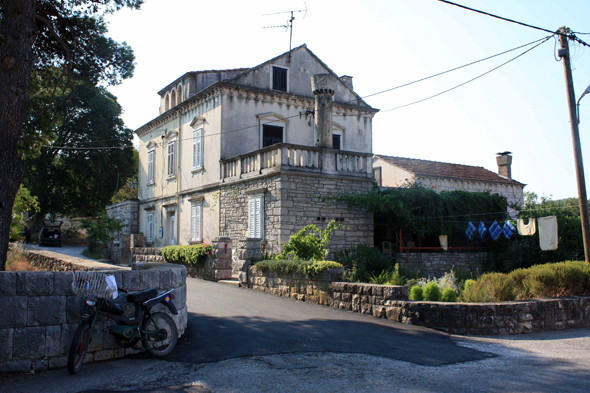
xmin=263 ymin=2 xmax=308 ymax=63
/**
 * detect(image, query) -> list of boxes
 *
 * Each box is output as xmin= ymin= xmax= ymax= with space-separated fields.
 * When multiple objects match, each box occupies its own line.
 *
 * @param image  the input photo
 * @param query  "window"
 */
xmin=167 ymin=141 xmax=176 ymax=177
xmin=262 ymin=125 xmax=283 ymax=148
xmin=248 ymin=194 xmax=264 ymax=239
xmin=193 ymin=129 xmax=203 ymax=170
xmin=333 ymin=134 xmax=341 ymax=150
xmin=191 ymin=202 xmax=202 ymax=242
xmin=146 ymin=212 xmax=154 ymax=243
xmin=373 ymin=167 xmax=382 ymax=187
xmin=147 ymin=149 xmax=155 ymax=184
xmin=272 ymin=66 xmax=287 ymax=92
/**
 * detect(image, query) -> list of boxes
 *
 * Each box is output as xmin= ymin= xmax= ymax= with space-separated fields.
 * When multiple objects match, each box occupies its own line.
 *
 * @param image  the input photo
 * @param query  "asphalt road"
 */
xmin=3 ymin=276 xmax=590 ymax=392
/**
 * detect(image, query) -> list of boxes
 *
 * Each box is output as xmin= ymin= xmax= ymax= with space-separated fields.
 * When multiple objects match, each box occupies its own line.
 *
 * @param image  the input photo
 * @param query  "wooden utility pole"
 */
xmin=558 ymin=27 xmax=590 ymax=262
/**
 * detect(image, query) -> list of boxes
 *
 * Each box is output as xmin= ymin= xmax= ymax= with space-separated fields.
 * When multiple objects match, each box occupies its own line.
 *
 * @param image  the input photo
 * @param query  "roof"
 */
xmin=157 ymin=68 xmax=249 ymax=96
xmin=374 ymin=154 xmax=525 ymax=187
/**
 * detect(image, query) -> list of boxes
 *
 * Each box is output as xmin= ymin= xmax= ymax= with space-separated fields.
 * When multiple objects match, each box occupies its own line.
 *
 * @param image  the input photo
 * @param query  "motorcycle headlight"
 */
xmin=86 ymin=296 xmax=97 ymax=306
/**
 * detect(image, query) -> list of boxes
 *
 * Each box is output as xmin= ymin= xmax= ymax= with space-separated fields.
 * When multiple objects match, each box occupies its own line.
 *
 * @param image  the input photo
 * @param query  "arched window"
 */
xmin=178 ymin=85 xmax=183 ymax=104
xmin=171 ymin=90 xmax=177 ymax=108
xmin=165 ymin=94 xmax=170 ymax=111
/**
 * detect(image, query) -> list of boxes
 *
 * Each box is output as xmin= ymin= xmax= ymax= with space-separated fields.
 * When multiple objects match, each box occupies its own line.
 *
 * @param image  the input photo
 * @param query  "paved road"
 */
xmin=3 ymin=277 xmax=590 ymax=392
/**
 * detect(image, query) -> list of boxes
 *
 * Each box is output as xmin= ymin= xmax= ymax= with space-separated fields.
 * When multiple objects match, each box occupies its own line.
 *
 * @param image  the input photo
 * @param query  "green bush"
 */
xmin=334 ymin=245 xmax=393 ymax=282
xmin=162 ymin=243 xmax=212 ymax=266
xmin=423 ymin=282 xmax=441 ymax=301
xmin=275 ymin=221 xmax=339 ymax=261
xmin=368 ymin=264 xmax=406 ymax=285
xmin=460 ymin=273 xmax=515 ymax=303
xmin=441 ymin=288 xmax=457 ymax=302
xmin=80 ymin=211 xmax=124 ymax=253
xmin=254 ymin=259 xmax=342 ymax=278
xmin=409 ymin=285 xmax=423 ymax=301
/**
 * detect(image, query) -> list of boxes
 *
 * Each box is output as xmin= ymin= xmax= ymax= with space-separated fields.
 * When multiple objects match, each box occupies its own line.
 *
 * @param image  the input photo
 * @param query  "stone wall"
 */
xmin=0 ymin=248 xmax=187 ymax=373
xmin=220 ymin=172 xmax=373 ymax=256
xmin=247 ymin=267 xmax=408 ymax=311
xmin=106 ymin=200 xmax=140 ymax=263
xmin=383 ymin=297 xmax=590 ymax=335
xmin=397 ymin=252 xmax=489 ymax=278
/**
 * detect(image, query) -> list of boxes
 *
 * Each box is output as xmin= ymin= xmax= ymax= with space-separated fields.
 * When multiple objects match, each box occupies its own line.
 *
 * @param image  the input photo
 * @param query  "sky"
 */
xmin=105 ymin=0 xmax=590 ymax=201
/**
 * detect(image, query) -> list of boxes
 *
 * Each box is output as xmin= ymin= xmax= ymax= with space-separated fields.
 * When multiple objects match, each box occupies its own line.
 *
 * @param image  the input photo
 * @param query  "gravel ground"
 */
xmin=3 ymin=328 xmax=589 ymax=393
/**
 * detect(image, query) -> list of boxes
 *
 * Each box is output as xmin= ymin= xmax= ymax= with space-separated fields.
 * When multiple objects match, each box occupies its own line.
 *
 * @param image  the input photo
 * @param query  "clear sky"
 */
xmin=105 ymin=0 xmax=590 ymax=201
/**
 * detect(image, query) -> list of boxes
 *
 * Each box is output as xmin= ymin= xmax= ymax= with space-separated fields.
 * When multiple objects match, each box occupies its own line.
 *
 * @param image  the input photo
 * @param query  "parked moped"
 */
xmin=68 ymin=272 xmax=179 ymax=374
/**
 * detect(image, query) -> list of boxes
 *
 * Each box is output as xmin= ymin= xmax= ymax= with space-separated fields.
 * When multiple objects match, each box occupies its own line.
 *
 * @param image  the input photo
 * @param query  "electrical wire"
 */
xmin=379 ymin=36 xmax=551 ymax=113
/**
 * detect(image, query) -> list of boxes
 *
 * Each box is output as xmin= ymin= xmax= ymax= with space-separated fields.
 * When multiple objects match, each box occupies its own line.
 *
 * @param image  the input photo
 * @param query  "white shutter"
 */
xmin=147 ymin=150 xmax=154 ymax=183
xmin=248 ymin=195 xmax=263 ymax=238
xmin=192 ymin=131 xmax=197 ymax=169
xmin=167 ymin=142 xmax=175 ymax=177
xmin=191 ymin=204 xmax=201 ymax=241
xmin=248 ymin=198 xmax=256 ymax=238
xmin=147 ymin=213 xmax=154 ymax=242
xmin=197 ymin=130 xmax=203 ymax=168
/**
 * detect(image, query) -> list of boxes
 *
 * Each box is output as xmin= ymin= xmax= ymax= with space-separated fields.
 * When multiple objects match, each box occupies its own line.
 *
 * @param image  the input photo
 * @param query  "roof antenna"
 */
xmin=263 ymin=2 xmax=308 ymax=63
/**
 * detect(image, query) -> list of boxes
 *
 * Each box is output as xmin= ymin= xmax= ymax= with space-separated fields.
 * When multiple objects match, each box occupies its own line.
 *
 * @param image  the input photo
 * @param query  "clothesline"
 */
xmin=411 ymin=203 xmax=582 ymax=221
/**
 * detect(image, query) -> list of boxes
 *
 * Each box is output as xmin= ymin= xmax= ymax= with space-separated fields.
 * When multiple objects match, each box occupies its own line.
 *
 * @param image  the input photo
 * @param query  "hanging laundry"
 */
xmin=489 ymin=221 xmax=502 ymax=241
xmin=465 ymin=221 xmax=476 ymax=241
xmin=538 ymin=216 xmax=558 ymax=251
xmin=503 ymin=221 xmax=516 ymax=239
xmin=478 ymin=221 xmax=488 ymax=239
xmin=517 ymin=218 xmax=537 ymax=236
xmin=439 ymin=235 xmax=448 ymax=251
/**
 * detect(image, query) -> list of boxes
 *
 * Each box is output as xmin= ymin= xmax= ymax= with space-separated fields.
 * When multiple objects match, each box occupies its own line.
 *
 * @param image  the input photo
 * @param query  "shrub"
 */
xmin=162 ymin=243 xmax=212 ymax=266
xmin=275 ymin=221 xmax=339 ymax=261
xmin=254 ymin=259 xmax=343 ymax=278
xmin=80 ymin=212 xmax=124 ymax=253
xmin=441 ymin=287 xmax=457 ymax=302
xmin=460 ymin=273 xmax=515 ymax=303
xmin=509 ymin=261 xmax=590 ymax=299
xmin=334 ymin=245 xmax=393 ymax=282
xmin=409 ymin=285 xmax=423 ymax=301
xmin=423 ymin=282 xmax=442 ymax=301
xmin=368 ymin=264 xmax=406 ymax=285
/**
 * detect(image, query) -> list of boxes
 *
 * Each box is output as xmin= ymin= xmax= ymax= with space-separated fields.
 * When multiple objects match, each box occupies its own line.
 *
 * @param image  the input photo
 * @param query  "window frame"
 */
xmin=146 ymin=212 xmax=154 ymax=243
xmin=248 ymin=193 xmax=264 ymax=239
xmin=166 ymin=140 xmax=176 ymax=178
xmin=190 ymin=201 xmax=203 ymax=243
xmin=262 ymin=124 xmax=283 ymax=148
xmin=272 ymin=66 xmax=288 ymax=92
xmin=147 ymin=148 xmax=156 ymax=185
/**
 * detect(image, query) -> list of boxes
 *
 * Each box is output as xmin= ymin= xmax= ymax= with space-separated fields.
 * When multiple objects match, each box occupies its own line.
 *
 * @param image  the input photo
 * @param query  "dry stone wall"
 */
xmin=0 ymin=248 xmax=187 ymax=373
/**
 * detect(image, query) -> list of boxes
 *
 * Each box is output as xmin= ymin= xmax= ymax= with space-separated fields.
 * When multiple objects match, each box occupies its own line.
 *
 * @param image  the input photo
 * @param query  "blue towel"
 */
xmin=465 ymin=221 xmax=476 ymax=240
xmin=503 ymin=221 xmax=516 ymax=239
xmin=489 ymin=221 xmax=502 ymax=241
xmin=478 ymin=221 xmax=487 ymax=239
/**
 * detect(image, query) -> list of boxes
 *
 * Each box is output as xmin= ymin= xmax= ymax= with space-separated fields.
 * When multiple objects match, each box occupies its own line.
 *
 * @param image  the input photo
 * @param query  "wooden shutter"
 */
xmin=192 ymin=204 xmax=201 ymax=241
xmin=147 ymin=213 xmax=154 ymax=242
xmin=248 ymin=195 xmax=263 ymax=238
xmin=147 ymin=150 xmax=154 ymax=183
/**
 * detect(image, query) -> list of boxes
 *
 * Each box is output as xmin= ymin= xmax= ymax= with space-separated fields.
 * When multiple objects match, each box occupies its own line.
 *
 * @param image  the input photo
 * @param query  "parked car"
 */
xmin=39 ymin=221 xmax=63 ymax=247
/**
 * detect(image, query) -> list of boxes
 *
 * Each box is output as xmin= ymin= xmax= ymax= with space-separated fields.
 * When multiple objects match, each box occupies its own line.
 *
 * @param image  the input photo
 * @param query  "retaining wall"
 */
xmin=0 ymin=248 xmax=187 ymax=373
xmin=397 ymin=252 xmax=489 ymax=278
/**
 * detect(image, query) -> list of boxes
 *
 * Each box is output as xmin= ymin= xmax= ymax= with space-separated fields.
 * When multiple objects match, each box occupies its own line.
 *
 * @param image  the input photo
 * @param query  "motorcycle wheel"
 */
xmin=67 ymin=322 xmax=91 ymax=374
xmin=141 ymin=312 xmax=178 ymax=358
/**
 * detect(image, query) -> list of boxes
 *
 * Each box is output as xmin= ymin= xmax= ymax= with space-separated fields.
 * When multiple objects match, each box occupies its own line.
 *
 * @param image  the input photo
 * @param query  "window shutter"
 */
xmin=148 ymin=151 xmax=154 ymax=183
xmin=248 ymin=198 xmax=256 ymax=238
xmin=248 ymin=195 xmax=263 ymax=238
xmin=191 ymin=204 xmax=201 ymax=241
xmin=192 ymin=132 xmax=197 ymax=169
xmin=147 ymin=213 xmax=154 ymax=242
xmin=196 ymin=130 xmax=202 ymax=168
xmin=254 ymin=198 xmax=261 ymax=238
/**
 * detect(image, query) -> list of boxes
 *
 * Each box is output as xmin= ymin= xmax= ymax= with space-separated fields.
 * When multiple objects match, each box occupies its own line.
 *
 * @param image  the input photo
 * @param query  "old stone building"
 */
xmin=131 ymin=45 xmax=378 ymax=254
xmin=373 ymin=152 xmax=525 ymax=206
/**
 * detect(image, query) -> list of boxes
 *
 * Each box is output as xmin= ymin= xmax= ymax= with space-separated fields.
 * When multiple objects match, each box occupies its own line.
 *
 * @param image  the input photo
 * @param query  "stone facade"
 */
xmin=0 ymin=248 xmax=187 ymax=373
xmin=396 ymin=252 xmax=489 ymax=278
xmin=220 ymin=173 xmax=374 ymax=255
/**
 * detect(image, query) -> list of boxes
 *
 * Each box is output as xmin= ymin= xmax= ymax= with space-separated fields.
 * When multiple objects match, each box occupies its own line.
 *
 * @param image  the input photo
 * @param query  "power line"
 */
xmin=379 ymin=36 xmax=551 ymax=113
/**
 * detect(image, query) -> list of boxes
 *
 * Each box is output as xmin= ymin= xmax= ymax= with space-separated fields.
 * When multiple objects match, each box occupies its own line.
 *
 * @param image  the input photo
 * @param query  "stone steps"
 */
xmin=133 ymin=254 xmax=166 ymax=263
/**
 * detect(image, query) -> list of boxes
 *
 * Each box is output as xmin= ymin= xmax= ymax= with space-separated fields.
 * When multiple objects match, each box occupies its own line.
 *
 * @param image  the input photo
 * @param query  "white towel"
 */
xmin=517 ymin=218 xmax=536 ymax=236
xmin=439 ymin=235 xmax=448 ymax=251
xmin=538 ymin=216 xmax=558 ymax=251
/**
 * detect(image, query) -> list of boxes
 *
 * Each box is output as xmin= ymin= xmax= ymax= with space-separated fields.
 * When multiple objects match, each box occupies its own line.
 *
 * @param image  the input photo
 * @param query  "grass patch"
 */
xmin=6 ymin=244 xmax=38 ymax=271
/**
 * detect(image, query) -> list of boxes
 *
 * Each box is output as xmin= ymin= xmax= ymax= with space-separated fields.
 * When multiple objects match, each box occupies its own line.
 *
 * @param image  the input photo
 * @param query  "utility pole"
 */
xmin=558 ymin=26 xmax=590 ymax=262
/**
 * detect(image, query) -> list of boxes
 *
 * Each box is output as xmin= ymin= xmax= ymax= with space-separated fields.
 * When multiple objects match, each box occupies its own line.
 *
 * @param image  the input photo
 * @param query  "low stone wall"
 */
xmin=397 ymin=252 xmax=489 ymax=278
xmin=383 ymin=297 xmax=590 ymax=335
xmin=0 ymin=248 xmax=187 ymax=373
xmin=247 ymin=267 xmax=408 ymax=310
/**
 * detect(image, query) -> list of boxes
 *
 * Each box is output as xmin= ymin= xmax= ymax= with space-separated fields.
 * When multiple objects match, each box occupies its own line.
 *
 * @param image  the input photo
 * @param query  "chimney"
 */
xmin=312 ymin=74 xmax=336 ymax=148
xmin=340 ymin=75 xmax=353 ymax=90
xmin=496 ymin=151 xmax=513 ymax=179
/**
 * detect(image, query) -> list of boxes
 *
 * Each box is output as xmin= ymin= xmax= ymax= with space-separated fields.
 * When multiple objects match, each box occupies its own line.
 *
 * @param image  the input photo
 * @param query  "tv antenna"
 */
xmin=263 ymin=2 xmax=308 ymax=63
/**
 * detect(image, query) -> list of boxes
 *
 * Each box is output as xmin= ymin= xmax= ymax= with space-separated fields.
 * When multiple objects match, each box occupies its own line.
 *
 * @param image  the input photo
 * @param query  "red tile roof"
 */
xmin=374 ymin=155 xmax=524 ymax=186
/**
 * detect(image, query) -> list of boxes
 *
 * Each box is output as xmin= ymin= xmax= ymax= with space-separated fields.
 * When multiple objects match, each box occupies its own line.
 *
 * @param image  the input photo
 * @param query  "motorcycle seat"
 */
xmin=99 ymin=299 xmax=125 ymax=315
xmin=127 ymin=288 xmax=158 ymax=304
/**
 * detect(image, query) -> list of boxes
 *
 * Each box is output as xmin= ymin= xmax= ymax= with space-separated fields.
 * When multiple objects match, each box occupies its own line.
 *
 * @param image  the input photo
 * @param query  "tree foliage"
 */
xmin=0 ymin=0 xmax=142 ymax=270
xmin=10 ymin=185 xmax=39 ymax=241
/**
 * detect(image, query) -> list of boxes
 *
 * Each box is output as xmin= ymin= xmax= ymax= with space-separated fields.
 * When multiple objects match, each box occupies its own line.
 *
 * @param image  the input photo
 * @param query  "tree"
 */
xmin=10 ymin=184 xmax=38 ymax=241
xmin=21 ymin=75 xmax=135 ymax=217
xmin=111 ymin=149 xmax=138 ymax=204
xmin=0 ymin=0 xmax=142 ymax=270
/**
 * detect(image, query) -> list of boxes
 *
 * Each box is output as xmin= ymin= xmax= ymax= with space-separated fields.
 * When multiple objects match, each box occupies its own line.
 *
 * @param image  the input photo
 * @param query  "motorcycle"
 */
xmin=68 ymin=272 xmax=179 ymax=374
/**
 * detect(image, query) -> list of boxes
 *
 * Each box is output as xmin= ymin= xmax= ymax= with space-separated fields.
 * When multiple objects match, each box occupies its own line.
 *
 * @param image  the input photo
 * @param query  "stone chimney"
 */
xmin=340 ymin=75 xmax=353 ymax=90
xmin=496 ymin=151 xmax=513 ymax=179
xmin=312 ymin=74 xmax=336 ymax=148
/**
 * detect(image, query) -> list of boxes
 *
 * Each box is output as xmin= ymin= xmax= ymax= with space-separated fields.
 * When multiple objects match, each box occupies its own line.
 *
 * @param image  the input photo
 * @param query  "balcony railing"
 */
xmin=220 ymin=143 xmax=372 ymax=182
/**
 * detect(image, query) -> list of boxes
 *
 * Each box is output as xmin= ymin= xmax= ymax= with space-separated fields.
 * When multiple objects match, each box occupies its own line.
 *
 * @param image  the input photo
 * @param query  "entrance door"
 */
xmin=169 ymin=212 xmax=176 ymax=245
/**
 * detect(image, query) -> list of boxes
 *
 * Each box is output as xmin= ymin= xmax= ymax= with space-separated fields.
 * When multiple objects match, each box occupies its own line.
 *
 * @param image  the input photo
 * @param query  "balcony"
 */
xmin=220 ymin=143 xmax=373 ymax=183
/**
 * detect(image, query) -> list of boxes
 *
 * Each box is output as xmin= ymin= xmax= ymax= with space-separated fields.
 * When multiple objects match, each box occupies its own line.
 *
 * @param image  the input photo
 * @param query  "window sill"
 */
xmin=189 ymin=240 xmax=203 ymax=244
xmin=166 ymin=175 xmax=177 ymax=181
xmin=191 ymin=167 xmax=204 ymax=174
xmin=147 ymin=181 xmax=156 ymax=187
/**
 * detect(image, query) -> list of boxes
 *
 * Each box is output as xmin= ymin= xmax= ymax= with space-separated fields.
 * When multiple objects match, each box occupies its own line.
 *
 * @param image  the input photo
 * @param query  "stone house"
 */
xmin=372 ymin=152 xmax=525 ymax=206
xmin=127 ymin=44 xmax=378 ymax=255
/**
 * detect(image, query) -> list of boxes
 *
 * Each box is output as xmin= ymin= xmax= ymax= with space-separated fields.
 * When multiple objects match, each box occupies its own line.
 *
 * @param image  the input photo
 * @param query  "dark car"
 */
xmin=39 ymin=221 xmax=63 ymax=247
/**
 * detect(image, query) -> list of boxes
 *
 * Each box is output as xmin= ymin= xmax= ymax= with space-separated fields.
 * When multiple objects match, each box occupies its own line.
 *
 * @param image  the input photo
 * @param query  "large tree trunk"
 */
xmin=0 ymin=0 xmax=37 ymax=270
